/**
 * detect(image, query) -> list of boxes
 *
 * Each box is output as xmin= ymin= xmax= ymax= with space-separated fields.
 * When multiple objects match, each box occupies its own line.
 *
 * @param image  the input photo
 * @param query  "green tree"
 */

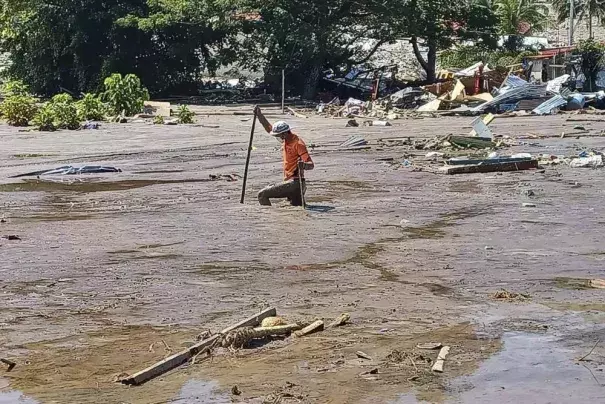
xmin=382 ymin=0 xmax=498 ymax=82
xmin=128 ymin=0 xmax=396 ymax=99
xmin=553 ymin=0 xmax=605 ymax=39
xmin=0 ymin=0 xmax=226 ymax=96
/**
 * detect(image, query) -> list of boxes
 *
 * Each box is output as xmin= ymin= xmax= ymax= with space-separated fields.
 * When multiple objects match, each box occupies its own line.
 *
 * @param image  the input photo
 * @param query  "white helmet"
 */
xmin=270 ymin=121 xmax=291 ymax=136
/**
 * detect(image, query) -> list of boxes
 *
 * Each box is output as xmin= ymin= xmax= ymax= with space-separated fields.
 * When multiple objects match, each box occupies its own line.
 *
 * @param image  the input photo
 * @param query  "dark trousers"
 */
xmin=258 ymin=180 xmax=306 ymax=206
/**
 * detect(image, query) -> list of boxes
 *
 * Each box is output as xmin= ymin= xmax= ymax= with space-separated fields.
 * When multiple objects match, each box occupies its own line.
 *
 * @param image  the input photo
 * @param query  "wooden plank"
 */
xmin=440 ymin=159 xmax=538 ymax=175
xmin=294 ymin=320 xmax=324 ymax=337
xmin=122 ymin=307 xmax=276 ymax=386
xmin=447 ymin=157 xmax=533 ymax=166
xmin=431 ymin=346 xmax=450 ymax=373
xmin=144 ymin=101 xmax=171 ymax=117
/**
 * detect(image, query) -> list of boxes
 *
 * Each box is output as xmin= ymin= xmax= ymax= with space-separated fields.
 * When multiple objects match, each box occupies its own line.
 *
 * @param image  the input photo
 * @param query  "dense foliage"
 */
xmin=76 ymin=94 xmax=107 ymax=121
xmin=101 ymin=73 xmax=149 ymax=116
xmin=0 ymin=0 xmax=225 ymax=96
xmin=0 ymin=94 xmax=37 ymax=126
xmin=176 ymin=105 xmax=194 ymax=124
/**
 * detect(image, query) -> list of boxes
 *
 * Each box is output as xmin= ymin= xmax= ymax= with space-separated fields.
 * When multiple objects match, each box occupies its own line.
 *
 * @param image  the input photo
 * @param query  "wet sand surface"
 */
xmin=1 ymin=109 xmax=605 ymax=403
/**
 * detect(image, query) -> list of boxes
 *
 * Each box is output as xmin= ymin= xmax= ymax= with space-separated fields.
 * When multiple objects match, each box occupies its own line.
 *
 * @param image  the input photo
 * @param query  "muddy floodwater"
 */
xmin=1 ymin=108 xmax=605 ymax=403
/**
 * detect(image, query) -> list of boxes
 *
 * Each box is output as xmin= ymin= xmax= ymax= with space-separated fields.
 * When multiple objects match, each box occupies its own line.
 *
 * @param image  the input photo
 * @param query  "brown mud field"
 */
xmin=1 ymin=108 xmax=605 ymax=403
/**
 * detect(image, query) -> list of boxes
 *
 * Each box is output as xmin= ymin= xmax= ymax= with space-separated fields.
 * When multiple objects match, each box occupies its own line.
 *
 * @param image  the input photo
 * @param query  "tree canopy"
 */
xmin=0 ymin=0 xmax=228 ymax=95
xmin=0 ymin=0 xmax=555 ymax=98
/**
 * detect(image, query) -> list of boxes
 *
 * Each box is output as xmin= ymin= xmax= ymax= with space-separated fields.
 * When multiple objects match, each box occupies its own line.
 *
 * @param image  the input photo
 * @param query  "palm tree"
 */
xmin=495 ymin=0 xmax=549 ymax=35
xmin=553 ymin=0 xmax=605 ymax=39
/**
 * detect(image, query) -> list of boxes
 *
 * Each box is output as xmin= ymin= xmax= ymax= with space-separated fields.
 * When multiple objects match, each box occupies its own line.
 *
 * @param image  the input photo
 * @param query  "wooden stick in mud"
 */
xmin=431 ymin=346 xmax=450 ymax=373
xmin=240 ymin=109 xmax=258 ymax=204
xmin=122 ymin=307 xmax=277 ymax=386
xmin=294 ymin=320 xmax=324 ymax=337
xmin=328 ymin=313 xmax=350 ymax=328
xmin=1 ymin=358 xmax=16 ymax=371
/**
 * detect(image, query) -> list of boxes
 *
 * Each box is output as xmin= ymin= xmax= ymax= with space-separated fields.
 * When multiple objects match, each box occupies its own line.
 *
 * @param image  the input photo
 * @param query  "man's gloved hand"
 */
xmin=298 ymin=161 xmax=306 ymax=172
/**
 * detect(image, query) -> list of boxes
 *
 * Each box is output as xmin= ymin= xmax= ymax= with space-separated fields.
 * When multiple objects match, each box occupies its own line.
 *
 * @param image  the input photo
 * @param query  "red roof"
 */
xmin=539 ymin=46 xmax=575 ymax=57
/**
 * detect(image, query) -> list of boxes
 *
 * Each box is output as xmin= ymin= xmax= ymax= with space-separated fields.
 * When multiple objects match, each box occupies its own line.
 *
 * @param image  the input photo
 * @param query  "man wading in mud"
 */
xmin=254 ymin=106 xmax=314 ymax=206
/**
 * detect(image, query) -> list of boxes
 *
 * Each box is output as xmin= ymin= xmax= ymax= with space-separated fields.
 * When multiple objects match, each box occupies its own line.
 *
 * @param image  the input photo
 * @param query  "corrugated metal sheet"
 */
xmin=532 ymin=95 xmax=567 ymax=115
xmin=472 ymin=84 xmax=547 ymax=112
xmin=505 ymin=75 xmax=529 ymax=88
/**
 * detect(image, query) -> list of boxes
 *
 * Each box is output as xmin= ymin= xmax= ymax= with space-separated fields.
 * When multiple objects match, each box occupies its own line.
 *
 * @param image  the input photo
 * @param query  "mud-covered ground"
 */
xmin=1 ymin=108 xmax=605 ymax=403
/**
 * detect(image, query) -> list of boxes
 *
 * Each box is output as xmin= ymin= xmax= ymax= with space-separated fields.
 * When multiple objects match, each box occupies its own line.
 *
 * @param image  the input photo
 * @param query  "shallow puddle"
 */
xmin=0 ymin=387 xmax=38 ymax=404
xmin=393 ymin=332 xmax=605 ymax=403
xmin=0 ymin=178 xmax=210 ymax=193
xmin=170 ymin=380 xmax=230 ymax=403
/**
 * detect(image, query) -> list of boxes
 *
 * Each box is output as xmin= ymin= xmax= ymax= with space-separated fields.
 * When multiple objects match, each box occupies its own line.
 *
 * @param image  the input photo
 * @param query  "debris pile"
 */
xmin=120 ymin=308 xmax=350 ymax=386
xmin=315 ymin=61 xmax=605 ymax=119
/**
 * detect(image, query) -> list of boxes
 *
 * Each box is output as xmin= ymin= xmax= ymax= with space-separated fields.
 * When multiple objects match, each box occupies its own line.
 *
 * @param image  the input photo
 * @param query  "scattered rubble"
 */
xmin=493 ymin=289 xmax=531 ymax=301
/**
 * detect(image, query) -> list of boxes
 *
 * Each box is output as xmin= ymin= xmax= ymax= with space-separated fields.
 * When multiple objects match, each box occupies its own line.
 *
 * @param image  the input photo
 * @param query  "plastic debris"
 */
xmin=340 ymin=136 xmax=368 ymax=148
xmin=12 ymin=166 xmax=122 ymax=178
xmin=569 ymin=155 xmax=604 ymax=168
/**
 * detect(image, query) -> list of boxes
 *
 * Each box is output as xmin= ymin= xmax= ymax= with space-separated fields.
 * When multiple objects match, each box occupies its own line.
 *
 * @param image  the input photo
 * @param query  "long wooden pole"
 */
xmin=240 ymin=110 xmax=258 ymax=204
xmin=281 ymin=69 xmax=285 ymax=114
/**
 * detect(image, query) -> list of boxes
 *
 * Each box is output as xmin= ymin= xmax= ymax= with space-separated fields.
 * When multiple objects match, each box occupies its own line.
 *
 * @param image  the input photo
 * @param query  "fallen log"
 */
xmin=121 ymin=307 xmax=277 ymax=386
xmin=431 ymin=346 xmax=450 ymax=373
xmin=294 ymin=320 xmax=324 ymax=337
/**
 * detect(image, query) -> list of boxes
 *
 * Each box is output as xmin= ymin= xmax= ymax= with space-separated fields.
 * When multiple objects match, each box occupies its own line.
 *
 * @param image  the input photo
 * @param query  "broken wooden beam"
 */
xmin=328 ymin=313 xmax=350 ymax=328
xmin=1 ymin=358 xmax=16 ymax=372
xmin=356 ymin=351 xmax=372 ymax=360
xmin=294 ymin=320 xmax=324 ymax=337
xmin=252 ymin=324 xmax=302 ymax=335
xmin=122 ymin=307 xmax=277 ymax=386
xmin=431 ymin=346 xmax=451 ymax=373
xmin=286 ymin=107 xmax=309 ymax=119
xmin=440 ymin=159 xmax=538 ymax=175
